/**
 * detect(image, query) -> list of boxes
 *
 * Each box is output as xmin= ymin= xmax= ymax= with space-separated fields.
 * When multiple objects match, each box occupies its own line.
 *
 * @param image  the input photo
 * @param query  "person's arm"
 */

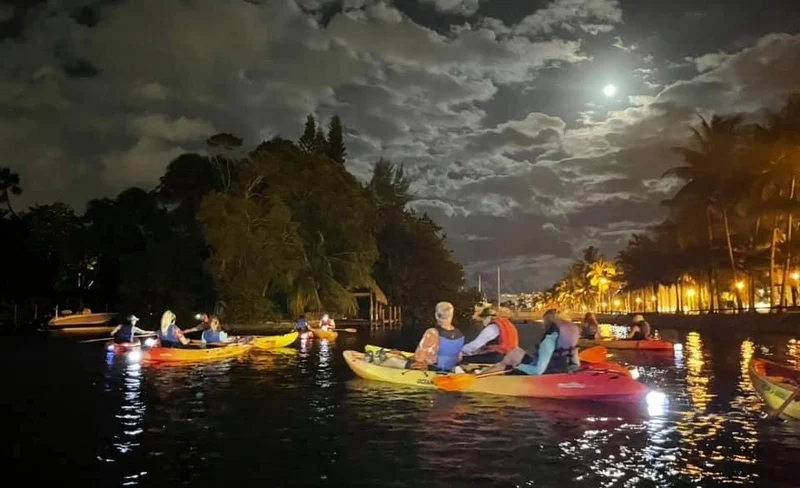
xmin=109 ymin=324 xmax=121 ymax=336
xmin=132 ymin=326 xmax=150 ymax=335
xmin=183 ymin=324 xmax=202 ymax=334
xmin=411 ymin=328 xmax=439 ymax=369
xmin=176 ymin=327 xmax=191 ymax=345
xmin=627 ymin=325 xmax=639 ymax=339
xmin=461 ymin=324 xmax=500 ymax=355
xmin=517 ymin=333 xmax=556 ymax=375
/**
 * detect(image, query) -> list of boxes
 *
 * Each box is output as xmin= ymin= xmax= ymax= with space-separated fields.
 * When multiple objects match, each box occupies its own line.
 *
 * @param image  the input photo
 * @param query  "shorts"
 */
xmin=500 ymin=347 xmax=534 ymax=367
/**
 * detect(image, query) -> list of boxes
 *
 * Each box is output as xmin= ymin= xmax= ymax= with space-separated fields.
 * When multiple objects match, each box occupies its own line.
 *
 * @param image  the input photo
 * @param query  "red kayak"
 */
xmin=105 ymin=340 xmax=140 ymax=355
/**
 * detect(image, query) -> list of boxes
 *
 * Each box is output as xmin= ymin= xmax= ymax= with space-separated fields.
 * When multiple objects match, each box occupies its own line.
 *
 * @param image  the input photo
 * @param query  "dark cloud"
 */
xmin=1 ymin=0 xmax=798 ymax=290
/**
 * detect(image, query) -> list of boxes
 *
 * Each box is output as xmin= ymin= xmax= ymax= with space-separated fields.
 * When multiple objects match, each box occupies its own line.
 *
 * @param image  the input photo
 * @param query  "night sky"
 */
xmin=2 ymin=0 xmax=799 ymax=292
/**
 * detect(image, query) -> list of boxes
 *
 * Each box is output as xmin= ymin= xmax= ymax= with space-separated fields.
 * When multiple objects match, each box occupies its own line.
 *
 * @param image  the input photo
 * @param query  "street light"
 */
xmin=735 ymin=281 xmax=744 ymax=290
xmin=686 ymin=288 xmax=696 ymax=297
xmin=793 ymin=271 xmax=800 ymax=282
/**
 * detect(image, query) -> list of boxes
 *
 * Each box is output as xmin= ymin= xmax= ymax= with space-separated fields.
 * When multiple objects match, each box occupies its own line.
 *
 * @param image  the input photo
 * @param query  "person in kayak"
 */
xmin=182 ymin=312 xmax=211 ymax=335
xmin=295 ymin=314 xmax=309 ymax=333
xmin=480 ymin=309 xmax=580 ymax=376
xmin=156 ymin=310 xmax=192 ymax=348
xmin=319 ymin=314 xmax=335 ymax=331
xmin=405 ymin=301 xmax=465 ymax=373
xmin=201 ymin=315 xmax=234 ymax=345
xmin=460 ymin=307 xmax=519 ymax=363
xmin=627 ymin=314 xmax=652 ymax=340
xmin=109 ymin=314 xmax=150 ymax=344
xmin=581 ymin=312 xmax=600 ymax=340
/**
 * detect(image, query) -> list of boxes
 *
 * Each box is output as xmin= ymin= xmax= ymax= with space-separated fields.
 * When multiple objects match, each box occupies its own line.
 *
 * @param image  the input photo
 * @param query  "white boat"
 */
xmin=47 ymin=308 xmax=117 ymax=329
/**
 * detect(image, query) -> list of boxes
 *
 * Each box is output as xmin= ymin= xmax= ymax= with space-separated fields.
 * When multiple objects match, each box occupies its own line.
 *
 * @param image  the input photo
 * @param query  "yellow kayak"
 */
xmin=250 ymin=331 xmax=299 ymax=350
xmin=143 ymin=343 xmax=253 ymax=363
xmin=363 ymin=344 xmax=495 ymax=367
xmin=748 ymin=358 xmax=800 ymax=419
xmin=312 ymin=328 xmax=338 ymax=340
xmin=343 ymin=350 xmax=480 ymax=388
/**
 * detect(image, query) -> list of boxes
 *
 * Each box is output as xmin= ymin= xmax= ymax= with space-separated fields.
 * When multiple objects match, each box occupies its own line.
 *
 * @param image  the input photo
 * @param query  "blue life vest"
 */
xmin=113 ymin=323 xmax=134 ymax=343
xmin=202 ymin=329 xmax=223 ymax=343
xmin=435 ymin=326 xmax=465 ymax=372
xmin=157 ymin=324 xmax=181 ymax=347
xmin=296 ymin=319 xmax=308 ymax=331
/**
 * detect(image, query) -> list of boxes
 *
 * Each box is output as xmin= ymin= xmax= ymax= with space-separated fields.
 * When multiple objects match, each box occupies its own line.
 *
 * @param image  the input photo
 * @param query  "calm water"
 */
xmin=4 ymin=324 xmax=800 ymax=487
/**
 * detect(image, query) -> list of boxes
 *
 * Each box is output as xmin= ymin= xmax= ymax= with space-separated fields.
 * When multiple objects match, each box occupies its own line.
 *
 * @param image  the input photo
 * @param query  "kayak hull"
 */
xmin=142 ymin=344 xmax=253 ymax=363
xmin=343 ymin=351 xmax=646 ymax=401
xmin=312 ymin=328 xmax=338 ymax=340
xmin=250 ymin=331 xmax=299 ymax=350
xmin=748 ymin=358 xmax=800 ymax=419
xmin=105 ymin=341 xmax=140 ymax=355
xmin=579 ymin=338 xmax=674 ymax=351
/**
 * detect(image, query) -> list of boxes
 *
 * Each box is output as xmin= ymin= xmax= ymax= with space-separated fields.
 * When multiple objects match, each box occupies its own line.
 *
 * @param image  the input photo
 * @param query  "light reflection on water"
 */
xmin=18 ymin=329 xmax=800 ymax=486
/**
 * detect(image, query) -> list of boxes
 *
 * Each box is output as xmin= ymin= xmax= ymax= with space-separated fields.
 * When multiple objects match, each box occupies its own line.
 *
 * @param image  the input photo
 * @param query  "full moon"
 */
xmin=603 ymin=84 xmax=617 ymax=97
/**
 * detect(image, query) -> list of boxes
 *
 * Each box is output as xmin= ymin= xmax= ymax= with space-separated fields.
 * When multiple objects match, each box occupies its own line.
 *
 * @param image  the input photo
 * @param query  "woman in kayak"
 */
xmin=460 ymin=307 xmax=519 ymax=363
xmin=581 ymin=312 xmax=600 ymax=340
xmin=156 ymin=310 xmax=192 ymax=348
xmin=627 ymin=314 xmax=651 ymax=340
xmin=201 ymin=316 xmax=234 ymax=345
xmin=109 ymin=314 xmax=150 ymax=344
xmin=402 ymin=301 xmax=465 ymax=373
xmin=319 ymin=314 xmax=335 ymax=331
xmin=480 ymin=309 xmax=580 ymax=376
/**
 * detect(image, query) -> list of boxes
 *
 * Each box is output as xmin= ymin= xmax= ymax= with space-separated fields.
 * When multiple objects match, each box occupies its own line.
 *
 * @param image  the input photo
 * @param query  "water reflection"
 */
xmin=684 ymin=331 xmax=711 ymax=411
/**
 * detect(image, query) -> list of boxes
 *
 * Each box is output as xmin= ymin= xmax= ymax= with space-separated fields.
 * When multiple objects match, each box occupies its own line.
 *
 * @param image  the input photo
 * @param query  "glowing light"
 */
xmin=735 ymin=281 xmax=744 ymax=290
xmin=144 ymin=338 xmax=156 ymax=348
xmin=613 ymin=299 xmax=621 ymax=307
xmin=603 ymin=84 xmax=616 ymax=97
xmin=686 ymin=288 xmax=695 ymax=297
xmin=635 ymin=297 xmax=642 ymax=304
xmin=194 ymin=313 xmax=202 ymax=320
xmin=673 ymin=343 xmax=683 ymax=352
xmin=127 ymin=350 xmax=142 ymax=363
xmin=651 ymin=295 xmax=657 ymax=302
xmin=629 ymin=367 xmax=640 ymax=380
xmin=107 ymin=344 xmax=114 ymax=352
xmin=793 ymin=272 xmax=800 ymax=281
xmin=646 ymin=390 xmax=668 ymax=417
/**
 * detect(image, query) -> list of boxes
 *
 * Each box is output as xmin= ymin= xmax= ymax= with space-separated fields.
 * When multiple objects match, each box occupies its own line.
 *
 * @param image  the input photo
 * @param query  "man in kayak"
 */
xmin=581 ymin=312 xmax=600 ymax=340
xmin=109 ymin=314 xmax=150 ymax=344
xmin=319 ymin=314 xmax=335 ymax=331
xmin=480 ymin=309 xmax=580 ymax=376
xmin=156 ymin=310 xmax=193 ymax=348
xmin=627 ymin=314 xmax=652 ymax=340
xmin=182 ymin=312 xmax=212 ymax=335
xmin=460 ymin=307 xmax=519 ymax=363
xmin=201 ymin=315 xmax=235 ymax=345
xmin=406 ymin=301 xmax=465 ymax=373
xmin=295 ymin=314 xmax=309 ymax=333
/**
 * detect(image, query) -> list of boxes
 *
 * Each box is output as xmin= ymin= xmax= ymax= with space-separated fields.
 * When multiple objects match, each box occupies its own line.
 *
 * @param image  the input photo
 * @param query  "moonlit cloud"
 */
xmin=1 ymin=0 xmax=798 ymax=291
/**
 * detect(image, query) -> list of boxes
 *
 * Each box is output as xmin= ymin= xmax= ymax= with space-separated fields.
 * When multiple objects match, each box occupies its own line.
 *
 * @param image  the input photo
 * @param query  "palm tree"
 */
xmin=0 ymin=167 xmax=22 ymax=217
xmin=587 ymin=259 xmax=616 ymax=312
xmin=665 ymin=114 xmax=745 ymax=310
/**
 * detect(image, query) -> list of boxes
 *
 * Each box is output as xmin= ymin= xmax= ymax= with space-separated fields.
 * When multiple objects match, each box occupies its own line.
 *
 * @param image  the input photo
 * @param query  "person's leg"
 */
xmin=462 ymin=351 xmax=504 ymax=364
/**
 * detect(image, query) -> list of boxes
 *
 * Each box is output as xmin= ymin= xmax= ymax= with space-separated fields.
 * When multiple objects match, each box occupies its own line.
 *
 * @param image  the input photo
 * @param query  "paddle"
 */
xmin=432 ymin=368 xmax=510 ymax=391
xmin=80 ymin=333 xmax=155 ymax=344
xmin=332 ymin=328 xmax=357 ymax=333
xmin=579 ymin=345 xmax=608 ymax=364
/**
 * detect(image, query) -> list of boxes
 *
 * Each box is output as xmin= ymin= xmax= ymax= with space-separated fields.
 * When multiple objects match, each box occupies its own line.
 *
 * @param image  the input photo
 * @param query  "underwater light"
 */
xmin=127 ymin=350 xmax=142 ymax=363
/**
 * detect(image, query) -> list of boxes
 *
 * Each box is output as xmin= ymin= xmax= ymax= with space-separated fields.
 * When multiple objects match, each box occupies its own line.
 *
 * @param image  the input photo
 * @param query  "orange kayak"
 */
xmin=105 ymin=341 xmax=140 ymax=355
xmin=311 ymin=328 xmax=338 ymax=340
xmin=578 ymin=338 xmax=675 ymax=351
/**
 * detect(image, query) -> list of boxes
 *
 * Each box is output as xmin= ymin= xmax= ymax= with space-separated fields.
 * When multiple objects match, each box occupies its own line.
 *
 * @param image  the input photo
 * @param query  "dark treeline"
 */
xmin=541 ymin=93 xmax=800 ymax=314
xmin=0 ymin=114 xmax=479 ymax=327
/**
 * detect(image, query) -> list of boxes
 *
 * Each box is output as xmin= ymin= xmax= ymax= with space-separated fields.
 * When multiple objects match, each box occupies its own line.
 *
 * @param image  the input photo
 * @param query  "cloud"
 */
xmin=514 ymin=0 xmax=623 ymax=36
xmin=418 ymin=0 xmax=484 ymax=16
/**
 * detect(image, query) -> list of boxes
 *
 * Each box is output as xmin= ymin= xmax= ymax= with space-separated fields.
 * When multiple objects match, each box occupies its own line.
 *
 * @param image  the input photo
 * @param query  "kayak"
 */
xmin=343 ymin=351 xmax=646 ymax=401
xmin=142 ymin=343 xmax=253 ymax=363
xmin=578 ymin=338 xmax=674 ymax=351
xmin=311 ymin=328 xmax=338 ymax=340
xmin=105 ymin=340 xmax=140 ymax=355
xmin=748 ymin=358 xmax=800 ymax=419
xmin=250 ymin=331 xmax=299 ymax=350
xmin=363 ymin=344 xmax=632 ymax=377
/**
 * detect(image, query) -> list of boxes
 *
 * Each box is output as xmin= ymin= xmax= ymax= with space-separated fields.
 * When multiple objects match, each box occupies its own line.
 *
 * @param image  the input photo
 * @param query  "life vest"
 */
xmin=482 ymin=317 xmax=519 ymax=354
xmin=544 ymin=321 xmax=580 ymax=374
xmin=113 ymin=323 xmax=134 ymax=344
xmin=435 ymin=326 xmax=465 ymax=372
xmin=202 ymin=329 xmax=223 ymax=343
xmin=296 ymin=319 xmax=308 ymax=331
xmin=157 ymin=324 xmax=181 ymax=347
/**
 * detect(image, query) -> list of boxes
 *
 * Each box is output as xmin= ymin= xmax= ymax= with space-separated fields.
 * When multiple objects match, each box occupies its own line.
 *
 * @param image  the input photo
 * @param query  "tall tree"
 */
xmin=298 ymin=114 xmax=317 ymax=154
xmin=0 ymin=167 xmax=22 ymax=217
xmin=326 ymin=115 xmax=347 ymax=164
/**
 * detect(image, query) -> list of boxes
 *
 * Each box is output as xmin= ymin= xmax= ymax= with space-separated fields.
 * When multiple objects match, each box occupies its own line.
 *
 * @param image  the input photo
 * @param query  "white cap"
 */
xmin=632 ymin=314 xmax=645 ymax=323
xmin=127 ymin=314 xmax=140 ymax=323
xmin=322 ymin=314 xmax=329 ymax=321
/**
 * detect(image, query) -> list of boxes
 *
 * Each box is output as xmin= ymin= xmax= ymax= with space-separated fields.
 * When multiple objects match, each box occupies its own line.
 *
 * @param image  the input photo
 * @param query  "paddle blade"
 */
xmin=579 ymin=346 xmax=607 ymax=363
xmin=432 ymin=374 xmax=477 ymax=391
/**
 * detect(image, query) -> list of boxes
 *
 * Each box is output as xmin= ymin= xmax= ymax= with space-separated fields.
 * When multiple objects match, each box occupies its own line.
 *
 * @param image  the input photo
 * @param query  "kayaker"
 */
xmin=295 ymin=315 xmax=309 ymax=333
xmin=109 ymin=314 xmax=150 ymax=344
xmin=627 ymin=314 xmax=651 ymax=341
xmin=460 ymin=307 xmax=519 ymax=363
xmin=405 ymin=301 xmax=465 ymax=373
xmin=156 ymin=310 xmax=192 ymax=348
xmin=320 ymin=314 xmax=335 ymax=331
xmin=201 ymin=315 xmax=234 ymax=345
xmin=480 ymin=309 xmax=580 ymax=376
xmin=183 ymin=312 xmax=212 ymax=335
xmin=581 ymin=312 xmax=600 ymax=340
